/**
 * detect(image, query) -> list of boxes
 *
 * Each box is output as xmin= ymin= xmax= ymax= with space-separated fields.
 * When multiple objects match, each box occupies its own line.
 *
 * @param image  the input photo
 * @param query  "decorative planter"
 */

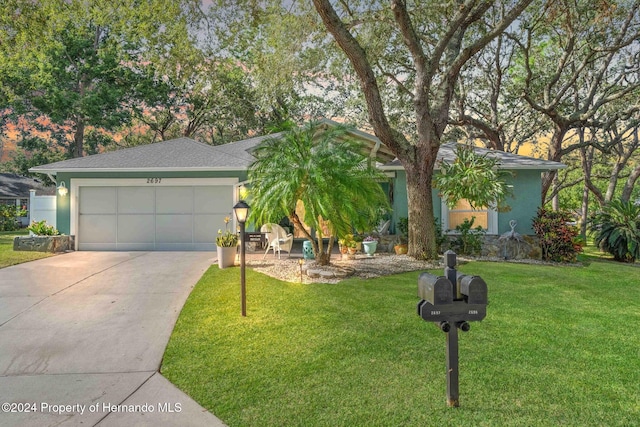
xmin=217 ymin=246 xmax=237 ymax=269
xmin=347 ymin=247 xmax=358 ymax=255
xmin=362 ymin=241 xmax=378 ymax=257
xmin=394 ymin=244 xmax=408 ymax=255
xmin=303 ymin=240 xmax=315 ymax=259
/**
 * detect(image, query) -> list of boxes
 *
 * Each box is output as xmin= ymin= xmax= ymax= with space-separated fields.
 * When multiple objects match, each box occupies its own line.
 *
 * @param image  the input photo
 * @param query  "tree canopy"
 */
xmin=0 ymin=0 xmax=203 ymax=159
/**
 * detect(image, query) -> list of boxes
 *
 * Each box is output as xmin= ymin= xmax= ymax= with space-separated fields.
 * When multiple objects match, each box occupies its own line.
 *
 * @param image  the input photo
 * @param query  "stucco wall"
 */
xmin=499 ymin=169 xmax=542 ymax=235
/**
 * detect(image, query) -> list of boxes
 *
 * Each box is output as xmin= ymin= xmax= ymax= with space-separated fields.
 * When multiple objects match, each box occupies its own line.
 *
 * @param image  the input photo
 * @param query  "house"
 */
xmin=0 ymin=173 xmax=56 ymax=227
xmin=29 ymin=121 xmax=564 ymax=251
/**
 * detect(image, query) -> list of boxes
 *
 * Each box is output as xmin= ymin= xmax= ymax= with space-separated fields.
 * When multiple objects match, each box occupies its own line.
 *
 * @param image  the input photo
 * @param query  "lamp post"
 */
xmin=233 ymin=200 xmax=250 ymax=317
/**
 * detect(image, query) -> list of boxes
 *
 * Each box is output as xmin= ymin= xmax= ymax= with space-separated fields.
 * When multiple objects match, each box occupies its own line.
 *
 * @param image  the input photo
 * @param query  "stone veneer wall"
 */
xmin=379 ymin=234 xmax=541 ymax=260
xmin=14 ymin=235 xmax=75 ymax=253
xmin=441 ymin=235 xmax=541 ymax=260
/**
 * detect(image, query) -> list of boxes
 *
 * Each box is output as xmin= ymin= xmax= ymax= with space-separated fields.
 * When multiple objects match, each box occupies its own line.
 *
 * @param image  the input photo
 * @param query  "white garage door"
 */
xmin=78 ymin=186 xmax=233 ymax=251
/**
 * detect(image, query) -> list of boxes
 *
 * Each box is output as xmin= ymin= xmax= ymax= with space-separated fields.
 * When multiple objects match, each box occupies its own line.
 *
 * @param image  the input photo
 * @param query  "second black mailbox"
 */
xmin=457 ymin=274 xmax=488 ymax=305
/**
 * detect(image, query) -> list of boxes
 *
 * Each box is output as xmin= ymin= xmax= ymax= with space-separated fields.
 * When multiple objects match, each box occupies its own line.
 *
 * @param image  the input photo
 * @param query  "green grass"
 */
xmin=162 ymin=259 xmax=640 ymax=427
xmin=0 ymin=230 xmax=54 ymax=269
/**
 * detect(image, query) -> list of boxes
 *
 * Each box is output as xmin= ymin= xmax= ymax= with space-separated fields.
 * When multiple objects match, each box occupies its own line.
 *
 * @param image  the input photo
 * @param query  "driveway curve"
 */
xmin=0 ymin=251 xmax=226 ymax=427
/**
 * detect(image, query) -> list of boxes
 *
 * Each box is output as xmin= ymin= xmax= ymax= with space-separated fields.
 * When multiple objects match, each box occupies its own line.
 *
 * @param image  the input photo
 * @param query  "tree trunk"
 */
xmin=621 ymin=165 xmax=640 ymax=203
xmin=551 ymin=174 xmax=559 ymax=211
xmin=580 ymin=181 xmax=589 ymax=239
xmin=73 ymin=118 xmax=85 ymax=158
xmin=541 ymin=125 xmax=568 ymax=203
xmin=402 ymin=144 xmax=438 ymax=259
xmin=604 ymin=159 xmax=624 ymax=203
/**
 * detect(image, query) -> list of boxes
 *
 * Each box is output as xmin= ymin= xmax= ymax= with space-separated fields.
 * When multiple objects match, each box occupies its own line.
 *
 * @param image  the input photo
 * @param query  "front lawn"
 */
xmin=162 ymin=260 xmax=640 ymax=426
xmin=0 ymin=230 xmax=54 ymax=268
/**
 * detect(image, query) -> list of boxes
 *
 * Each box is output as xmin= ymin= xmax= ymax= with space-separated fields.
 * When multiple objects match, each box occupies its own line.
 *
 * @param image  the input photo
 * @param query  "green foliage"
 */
xmin=248 ymin=121 xmax=390 ymax=261
xmin=532 ymin=208 xmax=583 ymax=262
xmin=397 ymin=217 xmax=408 ymax=239
xmin=132 ymin=60 xmax=260 ymax=146
xmin=337 ymin=233 xmax=358 ymax=249
xmin=0 ymin=205 xmax=27 ymax=232
xmin=590 ymin=199 xmax=640 ymax=263
xmin=435 ymin=145 xmax=512 ymax=210
xmin=215 ymin=216 xmax=238 ymax=247
xmin=26 ymin=220 xmax=60 ymax=236
xmin=1 ymin=136 xmax=68 ymax=184
xmin=0 ymin=0 xmax=203 ymax=157
xmin=452 ymin=217 xmax=485 ymax=256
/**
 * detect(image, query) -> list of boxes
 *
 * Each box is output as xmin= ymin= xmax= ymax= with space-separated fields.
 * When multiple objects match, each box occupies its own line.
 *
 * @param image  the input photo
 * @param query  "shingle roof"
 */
xmin=30 ymin=137 xmax=259 ymax=173
xmin=0 ymin=173 xmax=55 ymax=198
xmin=213 ymin=133 xmax=283 ymax=164
xmin=380 ymin=142 xmax=565 ymax=170
xmin=29 ymin=131 xmax=565 ymax=175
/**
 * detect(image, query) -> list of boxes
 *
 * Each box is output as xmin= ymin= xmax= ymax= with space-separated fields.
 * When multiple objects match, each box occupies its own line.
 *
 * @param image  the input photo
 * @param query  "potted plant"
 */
xmin=216 ymin=216 xmax=238 ymax=269
xmin=394 ymin=217 xmax=409 ymax=255
xmin=353 ymin=234 xmax=363 ymax=252
xmin=338 ymin=234 xmax=359 ymax=256
xmin=362 ymin=235 xmax=378 ymax=257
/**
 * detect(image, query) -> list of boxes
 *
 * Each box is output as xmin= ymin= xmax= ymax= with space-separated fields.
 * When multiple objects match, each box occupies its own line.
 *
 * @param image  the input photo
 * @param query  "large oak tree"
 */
xmin=312 ymin=0 xmax=532 ymax=259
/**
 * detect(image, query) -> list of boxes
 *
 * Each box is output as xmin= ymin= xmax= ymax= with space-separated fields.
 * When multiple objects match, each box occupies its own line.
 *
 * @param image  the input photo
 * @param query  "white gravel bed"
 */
xmin=247 ymin=253 xmax=440 ymax=284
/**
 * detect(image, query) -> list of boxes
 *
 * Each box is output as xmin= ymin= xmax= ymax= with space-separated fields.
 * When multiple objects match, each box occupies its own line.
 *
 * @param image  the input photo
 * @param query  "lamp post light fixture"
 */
xmin=298 ymin=258 xmax=304 ymax=283
xmin=233 ymin=200 xmax=250 ymax=316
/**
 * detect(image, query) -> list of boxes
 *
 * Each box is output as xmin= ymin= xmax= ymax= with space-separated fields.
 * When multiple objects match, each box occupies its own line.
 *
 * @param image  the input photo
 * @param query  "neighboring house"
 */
xmin=29 ymin=120 xmax=564 ymax=251
xmin=0 ymin=173 xmax=56 ymax=227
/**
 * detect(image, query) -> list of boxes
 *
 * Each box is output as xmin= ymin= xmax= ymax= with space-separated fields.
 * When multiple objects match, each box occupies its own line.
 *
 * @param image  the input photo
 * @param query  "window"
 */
xmin=442 ymin=199 xmax=497 ymax=234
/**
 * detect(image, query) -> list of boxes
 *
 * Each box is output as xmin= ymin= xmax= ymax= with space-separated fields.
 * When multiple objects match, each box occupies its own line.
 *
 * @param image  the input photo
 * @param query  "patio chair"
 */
xmin=261 ymin=223 xmax=294 ymax=259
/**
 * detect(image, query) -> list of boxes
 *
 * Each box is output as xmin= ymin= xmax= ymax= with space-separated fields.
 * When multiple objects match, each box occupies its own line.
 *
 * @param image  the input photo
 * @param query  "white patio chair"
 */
xmin=261 ymin=223 xmax=294 ymax=259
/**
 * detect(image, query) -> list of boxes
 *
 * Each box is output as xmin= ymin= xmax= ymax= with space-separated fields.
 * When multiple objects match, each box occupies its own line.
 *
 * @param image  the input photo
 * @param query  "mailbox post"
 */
xmin=417 ymin=250 xmax=488 ymax=407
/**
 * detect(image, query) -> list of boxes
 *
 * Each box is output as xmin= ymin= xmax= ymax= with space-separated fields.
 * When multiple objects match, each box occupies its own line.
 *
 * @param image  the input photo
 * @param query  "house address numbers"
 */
xmin=146 ymin=178 xmax=162 ymax=184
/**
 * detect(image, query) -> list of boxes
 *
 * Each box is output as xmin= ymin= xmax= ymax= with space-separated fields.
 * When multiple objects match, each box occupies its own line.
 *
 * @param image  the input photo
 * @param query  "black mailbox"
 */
xmin=418 ymin=273 xmax=453 ymax=305
xmin=458 ymin=274 xmax=488 ymax=305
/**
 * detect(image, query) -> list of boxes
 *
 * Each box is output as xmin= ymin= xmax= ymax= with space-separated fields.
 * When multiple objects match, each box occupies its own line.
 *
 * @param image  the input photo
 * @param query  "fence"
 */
xmin=28 ymin=189 xmax=56 ymax=230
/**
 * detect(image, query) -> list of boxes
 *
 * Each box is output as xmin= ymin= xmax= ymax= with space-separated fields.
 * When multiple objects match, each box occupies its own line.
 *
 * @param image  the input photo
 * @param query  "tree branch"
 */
xmin=312 ymin=0 xmax=409 ymax=157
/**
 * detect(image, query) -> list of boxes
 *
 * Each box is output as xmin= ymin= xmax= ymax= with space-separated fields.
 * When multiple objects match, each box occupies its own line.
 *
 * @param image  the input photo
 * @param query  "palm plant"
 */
xmin=590 ymin=199 xmax=640 ymax=263
xmin=248 ymin=121 xmax=390 ymax=265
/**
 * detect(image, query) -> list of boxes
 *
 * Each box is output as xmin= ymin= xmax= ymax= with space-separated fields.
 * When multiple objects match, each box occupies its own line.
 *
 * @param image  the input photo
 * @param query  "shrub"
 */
xmin=397 ymin=217 xmax=408 ymax=242
xmin=27 ymin=220 xmax=60 ymax=236
xmin=338 ymin=234 xmax=358 ymax=249
xmin=532 ymin=208 xmax=583 ymax=262
xmin=434 ymin=218 xmax=448 ymax=253
xmin=452 ymin=217 xmax=485 ymax=255
xmin=0 ymin=205 xmax=27 ymax=231
xmin=589 ymin=199 xmax=640 ymax=263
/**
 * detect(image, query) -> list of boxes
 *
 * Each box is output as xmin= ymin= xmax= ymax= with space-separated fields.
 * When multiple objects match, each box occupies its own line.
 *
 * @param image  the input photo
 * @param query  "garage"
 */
xmin=77 ymin=184 xmax=233 ymax=251
xmin=28 ymin=137 xmax=252 ymax=251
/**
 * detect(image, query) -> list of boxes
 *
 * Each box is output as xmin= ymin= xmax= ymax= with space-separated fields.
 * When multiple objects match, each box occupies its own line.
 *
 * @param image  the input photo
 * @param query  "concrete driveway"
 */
xmin=0 ymin=252 xmax=226 ymax=427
